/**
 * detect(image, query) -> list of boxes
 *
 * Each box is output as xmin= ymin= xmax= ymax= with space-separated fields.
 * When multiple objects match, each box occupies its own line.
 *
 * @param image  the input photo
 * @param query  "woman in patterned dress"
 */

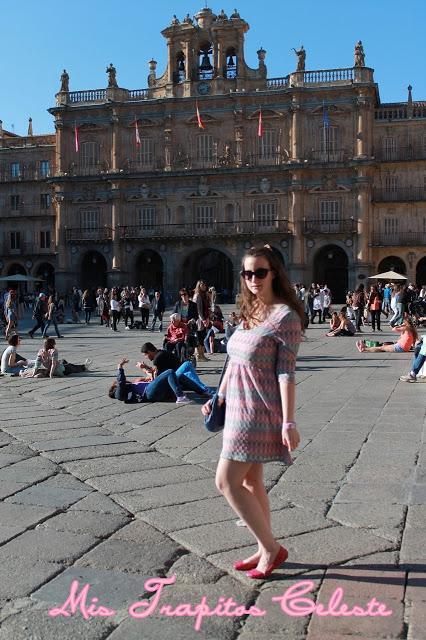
xmin=202 ymin=246 xmax=304 ymax=579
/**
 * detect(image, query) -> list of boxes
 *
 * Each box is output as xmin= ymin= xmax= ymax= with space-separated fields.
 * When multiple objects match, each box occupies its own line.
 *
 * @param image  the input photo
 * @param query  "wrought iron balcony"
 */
xmin=65 ymin=227 xmax=113 ymax=242
xmin=373 ymin=187 xmax=426 ymax=202
xmin=303 ymin=218 xmax=357 ymax=235
xmin=373 ymin=146 xmax=426 ymax=162
xmin=371 ymin=232 xmax=426 ymax=247
xmin=0 ymin=168 xmax=51 ymax=182
xmin=303 ymin=148 xmax=347 ymax=163
xmin=64 ymin=162 xmax=107 ymax=177
xmin=120 ymin=219 xmax=292 ymax=241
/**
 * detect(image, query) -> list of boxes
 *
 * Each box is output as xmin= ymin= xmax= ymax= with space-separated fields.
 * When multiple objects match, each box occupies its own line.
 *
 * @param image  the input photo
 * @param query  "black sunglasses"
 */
xmin=240 ymin=268 xmax=274 ymax=280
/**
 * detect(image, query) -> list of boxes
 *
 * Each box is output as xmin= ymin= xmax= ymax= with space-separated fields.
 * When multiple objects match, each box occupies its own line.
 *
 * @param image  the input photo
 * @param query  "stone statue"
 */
xmin=354 ymin=41 xmax=365 ymax=67
xmin=59 ymin=69 xmax=69 ymax=92
xmin=293 ymin=46 xmax=306 ymax=72
xmin=171 ymin=14 xmax=179 ymax=25
xmin=106 ymin=63 xmax=118 ymax=88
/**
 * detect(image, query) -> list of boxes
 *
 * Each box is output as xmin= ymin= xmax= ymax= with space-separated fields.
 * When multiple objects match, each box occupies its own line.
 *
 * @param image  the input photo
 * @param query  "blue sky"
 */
xmin=1 ymin=0 xmax=424 ymax=135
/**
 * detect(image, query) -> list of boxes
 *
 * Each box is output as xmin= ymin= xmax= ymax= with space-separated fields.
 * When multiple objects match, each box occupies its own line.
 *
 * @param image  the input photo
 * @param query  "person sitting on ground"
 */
xmin=1 ymin=335 xmax=29 ymax=375
xmin=399 ymin=335 xmax=426 ymax=382
xmin=328 ymin=311 xmax=340 ymax=332
xmin=326 ymin=307 xmax=356 ymax=337
xmin=22 ymin=337 xmax=92 ymax=378
xmin=164 ymin=313 xmax=189 ymax=361
xmin=357 ymin=316 xmax=418 ymax=353
xmin=108 ymin=358 xmax=191 ymax=404
xmin=140 ymin=342 xmax=215 ymax=396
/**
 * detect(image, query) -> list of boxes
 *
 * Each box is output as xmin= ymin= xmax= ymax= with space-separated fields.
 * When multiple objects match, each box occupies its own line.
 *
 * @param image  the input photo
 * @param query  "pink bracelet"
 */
xmin=282 ymin=421 xmax=297 ymax=429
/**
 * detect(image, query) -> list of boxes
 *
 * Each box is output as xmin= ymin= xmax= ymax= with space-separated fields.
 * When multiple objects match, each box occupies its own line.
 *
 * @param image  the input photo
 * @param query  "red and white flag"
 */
xmin=135 ymin=118 xmax=141 ymax=147
xmin=74 ymin=124 xmax=79 ymax=152
xmin=196 ymin=102 xmax=205 ymax=129
xmin=257 ymin=108 xmax=264 ymax=138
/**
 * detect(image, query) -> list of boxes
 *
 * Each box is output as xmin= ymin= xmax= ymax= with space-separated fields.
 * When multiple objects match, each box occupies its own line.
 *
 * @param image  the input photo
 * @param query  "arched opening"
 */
xmin=80 ymin=251 xmax=107 ymax=290
xmin=182 ymin=248 xmax=234 ymax=300
xmin=416 ymin=257 xmax=426 ymax=287
xmin=175 ymin=52 xmax=185 ymax=83
xmin=35 ymin=263 xmax=55 ymax=293
xmin=225 ymin=47 xmax=237 ymax=79
xmin=313 ymin=245 xmax=348 ymax=302
xmin=198 ymin=42 xmax=213 ymax=80
xmin=377 ymin=256 xmax=406 ymax=275
xmin=7 ymin=263 xmax=26 ymax=276
xmin=134 ymin=250 xmax=163 ymax=291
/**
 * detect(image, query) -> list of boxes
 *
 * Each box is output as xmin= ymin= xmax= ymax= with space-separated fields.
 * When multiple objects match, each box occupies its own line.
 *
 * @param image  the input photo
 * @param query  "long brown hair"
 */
xmin=239 ymin=246 xmax=305 ymax=329
xmin=402 ymin=316 xmax=418 ymax=342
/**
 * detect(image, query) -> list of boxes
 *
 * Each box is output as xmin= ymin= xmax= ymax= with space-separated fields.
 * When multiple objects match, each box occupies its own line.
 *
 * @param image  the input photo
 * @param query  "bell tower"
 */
xmin=152 ymin=7 xmax=267 ymax=98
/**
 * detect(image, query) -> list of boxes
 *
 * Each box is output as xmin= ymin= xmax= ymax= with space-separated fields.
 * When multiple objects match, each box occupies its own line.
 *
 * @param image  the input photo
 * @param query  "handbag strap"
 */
xmin=216 ymin=356 xmax=229 ymax=388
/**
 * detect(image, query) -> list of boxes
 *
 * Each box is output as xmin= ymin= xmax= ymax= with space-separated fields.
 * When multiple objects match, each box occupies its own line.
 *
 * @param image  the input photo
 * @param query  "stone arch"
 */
xmin=313 ymin=244 xmax=349 ymax=303
xmin=34 ymin=262 xmax=55 ymax=291
xmin=181 ymin=248 xmax=234 ymax=299
xmin=80 ymin=251 xmax=108 ymax=290
xmin=415 ymin=256 xmax=426 ymax=287
xmin=134 ymin=249 xmax=163 ymax=291
xmin=7 ymin=263 xmax=26 ymax=276
xmin=377 ymin=256 xmax=406 ymax=275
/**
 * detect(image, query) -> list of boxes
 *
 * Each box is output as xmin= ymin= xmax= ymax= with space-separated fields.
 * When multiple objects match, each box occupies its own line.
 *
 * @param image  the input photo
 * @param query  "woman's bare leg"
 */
xmin=216 ymin=458 xmax=280 ymax=571
xmin=364 ymin=344 xmax=395 ymax=353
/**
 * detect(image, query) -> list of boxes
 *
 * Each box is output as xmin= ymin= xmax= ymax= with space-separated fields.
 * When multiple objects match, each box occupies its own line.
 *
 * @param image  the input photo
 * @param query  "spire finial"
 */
xmin=407 ymin=84 xmax=413 ymax=105
xmin=27 ymin=117 xmax=33 ymax=136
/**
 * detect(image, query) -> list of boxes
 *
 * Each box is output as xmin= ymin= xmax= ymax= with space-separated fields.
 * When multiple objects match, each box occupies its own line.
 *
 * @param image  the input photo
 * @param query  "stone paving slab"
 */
xmin=0 ymin=316 xmax=424 ymax=638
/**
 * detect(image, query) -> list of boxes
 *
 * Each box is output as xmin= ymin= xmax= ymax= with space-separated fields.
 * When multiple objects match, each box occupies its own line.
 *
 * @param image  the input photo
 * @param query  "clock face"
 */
xmin=198 ymin=82 xmax=211 ymax=95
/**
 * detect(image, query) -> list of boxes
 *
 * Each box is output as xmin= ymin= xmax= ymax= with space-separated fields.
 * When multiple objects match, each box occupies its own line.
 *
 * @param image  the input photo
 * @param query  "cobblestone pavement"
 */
xmin=0 ymin=311 xmax=425 ymax=639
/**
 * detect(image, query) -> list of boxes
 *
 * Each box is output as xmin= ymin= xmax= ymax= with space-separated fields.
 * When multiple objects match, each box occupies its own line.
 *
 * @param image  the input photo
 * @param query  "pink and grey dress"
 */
xmin=221 ymin=304 xmax=301 ymax=464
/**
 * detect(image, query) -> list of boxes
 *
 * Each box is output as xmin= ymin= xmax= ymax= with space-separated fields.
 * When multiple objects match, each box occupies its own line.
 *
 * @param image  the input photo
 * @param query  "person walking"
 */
xmin=109 ymin=292 xmax=120 ymax=332
xmin=202 ymin=245 xmax=303 ymax=579
xmin=138 ymin=287 xmax=151 ymax=329
xmin=82 ymin=290 xmax=93 ymax=324
xmin=28 ymin=293 xmax=47 ymax=338
xmin=42 ymin=295 xmax=64 ymax=338
xmin=352 ymin=284 xmax=366 ymax=333
xmin=192 ymin=280 xmax=211 ymax=362
xmin=150 ymin=291 xmax=165 ymax=331
xmin=368 ymin=285 xmax=383 ymax=332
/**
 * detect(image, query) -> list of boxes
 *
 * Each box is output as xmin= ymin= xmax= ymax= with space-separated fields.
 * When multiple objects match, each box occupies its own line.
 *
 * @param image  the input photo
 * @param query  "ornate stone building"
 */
xmin=0 ymin=121 xmax=56 ymax=287
xmin=1 ymin=7 xmax=426 ymax=299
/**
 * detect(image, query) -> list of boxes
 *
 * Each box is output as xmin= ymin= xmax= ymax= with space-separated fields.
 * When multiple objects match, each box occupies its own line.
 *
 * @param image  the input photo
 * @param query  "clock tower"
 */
xmin=146 ymin=7 xmax=268 ymax=99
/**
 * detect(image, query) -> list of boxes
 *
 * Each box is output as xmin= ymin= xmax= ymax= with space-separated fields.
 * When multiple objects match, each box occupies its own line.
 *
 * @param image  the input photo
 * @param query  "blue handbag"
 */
xmin=204 ymin=357 xmax=228 ymax=433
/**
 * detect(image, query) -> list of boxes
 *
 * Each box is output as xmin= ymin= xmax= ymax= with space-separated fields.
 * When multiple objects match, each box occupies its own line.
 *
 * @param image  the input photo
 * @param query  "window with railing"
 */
xmin=10 ymin=195 xmax=20 ymax=210
xmin=384 ymin=217 xmax=398 ymax=237
xmin=382 ymin=137 xmax=397 ymax=161
xmin=138 ymin=206 xmax=155 ymax=230
xmin=40 ymin=193 xmax=51 ymax=209
xmin=195 ymin=205 xmax=214 ymax=229
xmin=259 ymin=128 xmax=278 ymax=160
xmin=10 ymin=163 xmax=20 ymax=178
xmin=136 ymin=138 xmax=154 ymax=166
xmin=256 ymin=201 xmax=277 ymax=228
xmin=320 ymin=200 xmax=340 ymax=231
xmin=196 ymin=134 xmax=213 ymax=163
xmin=39 ymin=160 xmax=50 ymax=177
xmin=80 ymin=209 xmax=99 ymax=231
xmin=40 ymin=230 xmax=51 ymax=249
xmin=385 ymin=175 xmax=398 ymax=192
xmin=320 ymin=126 xmax=339 ymax=159
xmin=81 ymin=141 xmax=100 ymax=167
xmin=10 ymin=231 xmax=20 ymax=250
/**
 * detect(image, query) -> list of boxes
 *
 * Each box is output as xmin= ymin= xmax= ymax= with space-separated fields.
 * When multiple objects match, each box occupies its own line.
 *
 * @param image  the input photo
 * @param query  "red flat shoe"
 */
xmin=233 ymin=559 xmax=259 ymax=571
xmin=246 ymin=546 xmax=288 ymax=579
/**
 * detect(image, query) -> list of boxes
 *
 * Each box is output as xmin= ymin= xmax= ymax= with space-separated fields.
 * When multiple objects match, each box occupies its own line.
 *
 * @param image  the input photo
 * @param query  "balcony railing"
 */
xmin=6 ymin=206 xmax=55 ymax=217
xmin=373 ymin=146 xmax=426 ymax=162
xmin=302 ymin=68 xmax=354 ymax=83
xmin=266 ymin=76 xmax=289 ymax=90
xmin=68 ymin=89 xmax=107 ymax=103
xmin=303 ymin=218 xmax=357 ymax=235
xmin=371 ymin=232 xmax=426 ymax=247
xmin=120 ymin=219 xmax=292 ymax=241
xmin=373 ymin=187 xmax=426 ymax=202
xmin=303 ymin=148 xmax=348 ymax=163
xmin=65 ymin=227 xmax=113 ymax=242
xmin=375 ymin=104 xmax=426 ymax=120
xmin=65 ymin=162 xmax=107 ymax=176
xmin=2 ymin=242 xmax=27 ymax=256
xmin=0 ymin=168 xmax=51 ymax=182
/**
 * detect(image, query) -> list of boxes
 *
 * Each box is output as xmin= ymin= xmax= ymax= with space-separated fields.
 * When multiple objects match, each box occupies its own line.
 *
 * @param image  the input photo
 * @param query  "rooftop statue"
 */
xmin=106 ymin=63 xmax=118 ymax=88
xmin=354 ymin=40 xmax=365 ymax=67
xmin=293 ymin=46 xmax=306 ymax=72
xmin=59 ymin=69 xmax=69 ymax=92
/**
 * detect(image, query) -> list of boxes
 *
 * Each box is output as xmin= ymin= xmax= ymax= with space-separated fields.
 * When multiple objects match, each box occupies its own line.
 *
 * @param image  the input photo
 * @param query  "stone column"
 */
xmin=290 ymin=101 xmax=302 ymax=162
xmin=355 ymin=92 xmax=372 ymax=159
xmin=108 ymin=183 xmax=122 ymax=286
xmin=289 ymin=177 xmax=305 ymax=282
xmin=111 ymin=112 xmax=119 ymax=172
xmin=54 ymin=195 xmax=71 ymax=293
xmin=167 ymin=42 xmax=173 ymax=83
xmin=355 ymin=169 xmax=372 ymax=273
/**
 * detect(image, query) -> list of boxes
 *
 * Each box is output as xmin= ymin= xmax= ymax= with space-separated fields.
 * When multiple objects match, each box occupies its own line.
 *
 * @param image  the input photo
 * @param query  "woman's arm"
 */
xmin=279 ymin=379 xmax=300 ymax=452
xmin=392 ymin=326 xmax=404 ymax=333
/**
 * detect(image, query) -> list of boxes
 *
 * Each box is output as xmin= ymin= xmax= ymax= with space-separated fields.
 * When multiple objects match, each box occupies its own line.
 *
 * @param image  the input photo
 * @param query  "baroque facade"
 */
xmin=1 ymin=7 xmax=426 ymax=300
